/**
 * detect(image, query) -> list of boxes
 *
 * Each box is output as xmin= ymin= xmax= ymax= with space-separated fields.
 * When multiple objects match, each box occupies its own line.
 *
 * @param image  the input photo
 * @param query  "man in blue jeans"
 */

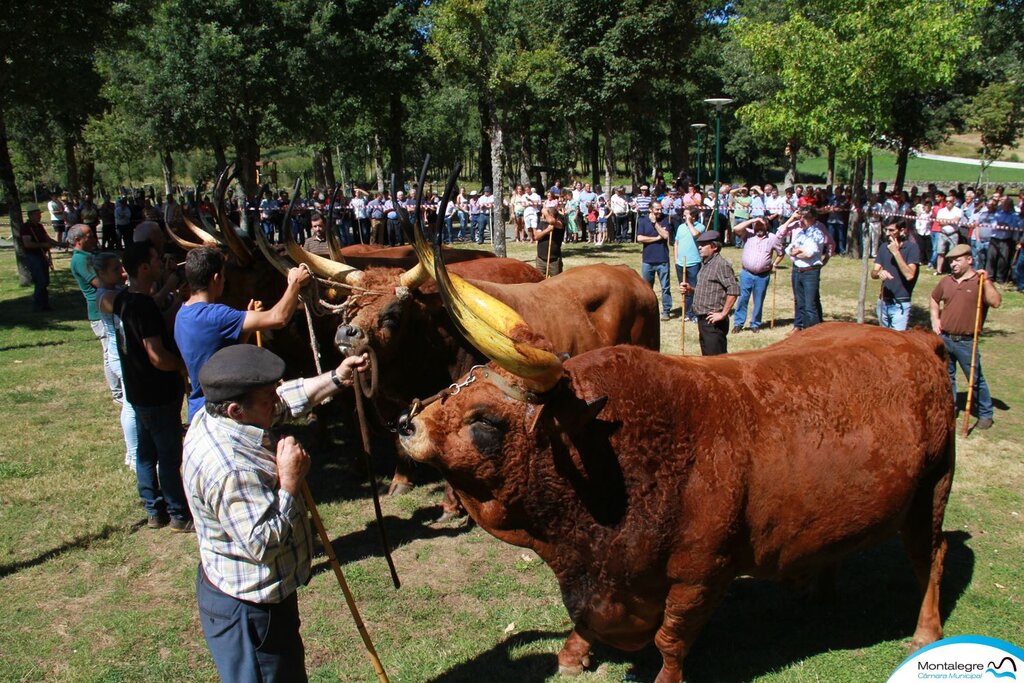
xmin=787 ymin=207 xmax=829 ymax=329
xmin=871 ymin=218 xmax=921 ymax=331
xmin=637 ymin=200 xmax=673 ymax=320
xmin=929 ymin=244 xmax=1002 ymax=429
xmin=18 ymin=203 xmax=58 ymax=311
xmin=115 ymin=241 xmax=192 ymax=531
xmin=731 ymin=216 xmax=786 ymax=333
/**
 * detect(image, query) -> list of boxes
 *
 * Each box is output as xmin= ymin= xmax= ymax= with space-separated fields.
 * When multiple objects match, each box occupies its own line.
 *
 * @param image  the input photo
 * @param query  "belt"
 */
xmin=941 ymin=333 xmax=972 ymax=342
xmin=796 ymin=265 xmax=823 ymax=273
xmin=745 ymin=269 xmax=772 ymax=276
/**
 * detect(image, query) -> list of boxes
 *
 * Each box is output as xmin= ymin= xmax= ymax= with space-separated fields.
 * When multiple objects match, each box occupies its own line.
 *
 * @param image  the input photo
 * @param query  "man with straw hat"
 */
xmin=929 ymin=243 xmax=1002 ymax=430
xmin=182 ymin=344 xmax=367 ymax=681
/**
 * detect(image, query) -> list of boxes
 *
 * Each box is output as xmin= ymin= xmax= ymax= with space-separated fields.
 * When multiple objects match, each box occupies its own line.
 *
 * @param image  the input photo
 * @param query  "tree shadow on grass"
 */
xmin=0 ymin=266 xmax=87 ymax=334
xmin=0 ymin=518 xmax=148 ymax=579
xmin=429 ymin=531 xmax=973 ymax=682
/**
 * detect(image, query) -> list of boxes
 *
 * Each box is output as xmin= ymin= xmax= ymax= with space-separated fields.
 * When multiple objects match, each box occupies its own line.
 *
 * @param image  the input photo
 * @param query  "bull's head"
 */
xmin=397 ymin=178 xmax=615 ymax=534
xmin=334 ymin=158 xmax=443 ymax=355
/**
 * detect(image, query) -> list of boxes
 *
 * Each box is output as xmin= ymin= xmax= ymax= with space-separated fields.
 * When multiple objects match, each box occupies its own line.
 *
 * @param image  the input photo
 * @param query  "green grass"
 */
xmin=798 ymin=149 xmax=1024 ymax=185
xmin=0 ymin=237 xmax=1021 ymax=682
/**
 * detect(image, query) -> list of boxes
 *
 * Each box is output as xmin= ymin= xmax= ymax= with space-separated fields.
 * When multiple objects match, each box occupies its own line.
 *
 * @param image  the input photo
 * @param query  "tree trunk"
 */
xmin=848 ymin=154 xmax=867 ymax=259
xmin=211 ymin=135 xmax=228 ymax=174
xmin=65 ymin=136 xmax=79 ymax=193
xmin=312 ymin=150 xmax=325 ymax=188
xmin=603 ymin=121 xmax=615 ymax=195
xmin=477 ymin=96 xmax=492 ymax=189
xmin=784 ymin=138 xmax=799 ymax=187
xmin=867 ymin=150 xmax=874 ymax=194
xmin=668 ymin=99 xmax=687 ymax=179
xmin=0 ymin=110 xmax=31 ymax=285
xmin=894 ymin=141 xmax=910 ymax=193
xmin=518 ymin=126 xmax=532 ymax=187
xmin=81 ymin=157 xmax=95 ymax=196
xmin=321 ymin=144 xmax=336 ymax=188
xmin=387 ymin=92 xmax=404 ymax=184
xmin=589 ymin=124 xmax=600 ymax=187
xmin=233 ymin=135 xmax=260 ymax=237
xmin=372 ymin=132 xmax=385 ymax=192
xmin=160 ymin=149 xmax=174 ymax=197
xmin=487 ymin=99 xmax=507 ymax=258
xmin=628 ymin=131 xmax=643 ymax=191
xmin=826 ymin=144 xmax=835 ymax=187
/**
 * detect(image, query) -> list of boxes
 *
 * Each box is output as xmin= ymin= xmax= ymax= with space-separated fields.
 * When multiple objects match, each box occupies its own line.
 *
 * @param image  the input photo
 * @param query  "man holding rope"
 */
xmin=175 ymin=247 xmax=311 ymax=423
xmin=183 ymin=344 xmax=368 ymax=682
xmin=929 ymin=244 xmax=1002 ymax=430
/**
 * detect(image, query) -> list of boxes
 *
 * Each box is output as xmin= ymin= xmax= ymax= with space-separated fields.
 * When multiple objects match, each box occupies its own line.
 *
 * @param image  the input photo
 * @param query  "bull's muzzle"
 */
xmin=335 ymin=324 xmax=365 ymax=353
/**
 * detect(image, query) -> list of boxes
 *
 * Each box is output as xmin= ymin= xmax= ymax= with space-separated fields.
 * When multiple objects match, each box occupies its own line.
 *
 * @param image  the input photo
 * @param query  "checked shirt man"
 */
xmin=681 ymin=230 xmax=739 ymax=355
xmin=183 ymin=345 xmax=368 ymax=682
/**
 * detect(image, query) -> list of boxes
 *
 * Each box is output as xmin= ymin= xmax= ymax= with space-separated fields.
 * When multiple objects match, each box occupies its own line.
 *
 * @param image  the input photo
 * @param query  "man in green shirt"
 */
xmin=68 ymin=223 xmax=121 ymax=402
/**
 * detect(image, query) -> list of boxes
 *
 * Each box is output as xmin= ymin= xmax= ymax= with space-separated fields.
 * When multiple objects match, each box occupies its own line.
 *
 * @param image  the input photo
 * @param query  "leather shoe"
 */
xmin=731 ymin=326 xmax=742 ymax=334
xmin=976 ymin=418 xmax=993 ymax=430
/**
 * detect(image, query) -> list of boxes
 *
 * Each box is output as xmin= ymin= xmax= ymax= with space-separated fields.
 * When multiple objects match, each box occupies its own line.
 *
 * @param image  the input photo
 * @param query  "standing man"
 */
xmin=115 ymin=241 xmax=192 ymax=530
xmin=385 ymin=191 xmax=402 ymax=246
xmin=731 ymin=216 xmax=785 ymax=333
xmin=673 ymin=207 xmax=705 ymax=322
xmin=20 ymin=203 xmax=58 ymax=312
xmin=636 ymin=200 xmax=673 ymax=321
xmin=259 ymin=190 xmax=279 ymax=243
xmin=535 ymin=206 xmax=565 ymax=276
xmin=787 ymin=207 xmax=829 ymax=329
xmin=930 ymin=244 xmax=1002 ymax=429
xmin=680 ymin=231 xmax=739 ymax=355
xmin=301 ymin=212 xmax=331 ymax=256
xmin=367 ymin=192 xmax=385 ymax=244
xmin=610 ymin=186 xmax=631 ymax=242
xmin=47 ymin=191 xmax=67 ymax=250
xmin=175 ymin=246 xmax=311 ymax=422
xmin=871 ymin=218 xmax=921 ymax=331
xmin=350 ymin=187 xmax=369 ymax=244
xmin=475 ymin=187 xmax=494 ymax=244
xmin=115 ymin=197 xmax=133 ymax=249
xmin=68 ymin=224 xmax=122 ymax=401
xmin=182 ymin=345 xmax=368 ymax=682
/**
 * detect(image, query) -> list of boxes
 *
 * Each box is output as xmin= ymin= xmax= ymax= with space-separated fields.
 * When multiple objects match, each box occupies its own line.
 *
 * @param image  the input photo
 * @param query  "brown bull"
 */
xmin=397 ymin=242 xmax=955 ymax=683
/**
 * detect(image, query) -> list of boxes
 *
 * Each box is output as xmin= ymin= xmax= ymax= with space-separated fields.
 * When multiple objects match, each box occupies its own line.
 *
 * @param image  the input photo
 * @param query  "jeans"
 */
xmin=456 ymin=211 xmax=469 ymax=240
xmin=827 ymin=221 xmax=846 ymax=254
xmin=876 ymin=299 xmax=911 ymax=331
xmin=24 ymin=252 xmax=50 ymax=311
xmin=941 ymin=334 xmax=993 ymax=419
xmin=197 ymin=568 xmax=307 ymax=683
xmin=107 ymin=354 xmax=138 ymax=467
xmin=986 ymin=237 xmax=1014 ymax=283
xmin=734 ymin=269 xmax=771 ymax=329
xmin=642 ymin=261 xmax=672 ymax=315
xmin=261 ymin=219 xmax=276 ymax=243
xmin=929 ymin=233 xmax=941 ymax=268
xmin=1014 ymin=244 xmax=1024 ymax=290
xmin=674 ymin=263 xmax=701 ymax=319
xmin=972 ymin=239 xmax=989 ymax=272
xmin=793 ymin=267 xmax=822 ymax=328
xmin=443 ymin=216 xmax=454 ymax=243
xmin=91 ymin=319 xmax=122 ymax=401
xmin=473 ymin=214 xmax=489 ymax=243
xmin=386 ymin=218 xmax=403 ymax=246
xmin=133 ymin=399 xmax=189 ymax=521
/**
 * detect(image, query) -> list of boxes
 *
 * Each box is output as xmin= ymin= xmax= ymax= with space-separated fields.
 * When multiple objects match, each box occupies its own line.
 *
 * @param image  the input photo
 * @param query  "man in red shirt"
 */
xmin=20 ymin=203 xmax=58 ymax=311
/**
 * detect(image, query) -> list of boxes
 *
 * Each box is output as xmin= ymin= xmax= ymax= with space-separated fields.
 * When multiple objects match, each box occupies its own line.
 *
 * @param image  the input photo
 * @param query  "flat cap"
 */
xmin=24 ymin=203 xmax=40 ymax=213
xmin=696 ymin=230 xmax=720 ymax=244
xmin=200 ymin=345 xmax=286 ymax=403
xmin=946 ymin=244 xmax=972 ymax=259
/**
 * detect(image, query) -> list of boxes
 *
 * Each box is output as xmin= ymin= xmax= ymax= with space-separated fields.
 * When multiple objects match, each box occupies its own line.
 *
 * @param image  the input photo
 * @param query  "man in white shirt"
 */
xmin=934 ymin=193 xmax=963 ymax=275
xmin=475 ymin=187 xmax=495 ymax=244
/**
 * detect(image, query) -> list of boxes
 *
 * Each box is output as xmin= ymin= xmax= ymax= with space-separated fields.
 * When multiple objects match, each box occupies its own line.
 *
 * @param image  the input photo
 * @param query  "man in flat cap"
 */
xmin=930 ymin=243 xmax=1002 ymax=430
xmin=680 ymin=231 xmax=738 ymax=355
xmin=182 ymin=344 xmax=368 ymax=681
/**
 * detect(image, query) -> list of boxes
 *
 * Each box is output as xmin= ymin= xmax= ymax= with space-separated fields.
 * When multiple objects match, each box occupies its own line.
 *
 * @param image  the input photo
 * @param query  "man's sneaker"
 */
xmin=976 ymin=418 xmax=993 ymax=430
xmin=661 ymin=313 xmax=671 ymax=321
xmin=147 ymin=513 xmax=170 ymax=529
xmin=169 ymin=518 xmax=195 ymax=533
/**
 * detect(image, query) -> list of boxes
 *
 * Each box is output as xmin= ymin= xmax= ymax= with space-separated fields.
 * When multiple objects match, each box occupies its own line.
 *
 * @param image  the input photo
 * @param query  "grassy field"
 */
xmin=0 ymin=234 xmax=1021 ymax=682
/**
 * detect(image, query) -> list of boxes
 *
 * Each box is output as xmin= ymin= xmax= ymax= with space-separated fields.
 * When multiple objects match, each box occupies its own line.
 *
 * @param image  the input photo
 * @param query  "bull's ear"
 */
xmin=528 ymin=393 xmax=608 ymax=435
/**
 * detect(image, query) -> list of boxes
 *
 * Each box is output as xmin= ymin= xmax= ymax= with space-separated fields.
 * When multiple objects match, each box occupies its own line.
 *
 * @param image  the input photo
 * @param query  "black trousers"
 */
xmin=697 ymin=316 xmax=730 ymax=356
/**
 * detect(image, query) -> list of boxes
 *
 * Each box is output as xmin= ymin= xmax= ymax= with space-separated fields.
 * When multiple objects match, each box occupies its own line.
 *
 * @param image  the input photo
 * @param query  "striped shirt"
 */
xmin=739 ymin=231 xmax=784 ymax=274
xmin=182 ymin=379 xmax=313 ymax=604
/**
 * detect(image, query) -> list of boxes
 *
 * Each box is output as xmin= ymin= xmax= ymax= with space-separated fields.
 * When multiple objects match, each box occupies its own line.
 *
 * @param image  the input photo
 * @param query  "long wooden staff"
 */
xmin=255 ymin=332 xmax=390 ymax=683
xmin=681 ymin=265 xmax=687 ymax=354
xmin=771 ymin=264 xmax=777 ymax=329
xmin=962 ymin=270 xmax=986 ymax=437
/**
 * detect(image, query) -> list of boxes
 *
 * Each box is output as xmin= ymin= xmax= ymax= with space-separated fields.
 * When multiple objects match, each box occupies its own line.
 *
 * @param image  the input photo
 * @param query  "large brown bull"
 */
xmin=396 ymin=242 xmax=955 ymax=682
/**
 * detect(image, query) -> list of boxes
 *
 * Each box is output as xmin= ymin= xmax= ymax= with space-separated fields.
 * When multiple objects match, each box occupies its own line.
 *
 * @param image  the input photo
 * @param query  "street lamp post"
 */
xmin=702 ymin=98 xmax=734 ymax=233
xmin=690 ymin=123 xmax=707 ymax=187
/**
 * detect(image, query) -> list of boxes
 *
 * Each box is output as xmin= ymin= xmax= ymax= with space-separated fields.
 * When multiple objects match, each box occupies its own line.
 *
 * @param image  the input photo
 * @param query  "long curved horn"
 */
xmin=214 ymin=162 xmax=253 ymax=267
xmin=424 ymin=198 xmax=563 ymax=391
xmin=395 ymin=157 xmax=432 ymax=288
xmin=324 ymin=183 xmax=345 ymax=261
xmin=282 ymin=177 xmax=362 ymax=285
xmin=182 ymin=212 xmax=222 ymax=245
xmin=163 ymin=220 xmax=205 ymax=251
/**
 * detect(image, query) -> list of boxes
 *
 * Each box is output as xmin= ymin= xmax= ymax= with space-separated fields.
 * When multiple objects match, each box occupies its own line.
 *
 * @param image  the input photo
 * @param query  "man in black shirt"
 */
xmin=115 ymin=241 xmax=192 ymax=532
xmin=871 ymin=218 xmax=921 ymax=331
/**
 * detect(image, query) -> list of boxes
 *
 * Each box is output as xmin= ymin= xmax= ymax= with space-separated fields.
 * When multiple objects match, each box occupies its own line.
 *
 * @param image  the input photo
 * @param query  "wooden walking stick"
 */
xmin=680 ymin=265 xmax=687 ymax=354
xmin=255 ymin=332 xmax=390 ymax=682
xmin=770 ymin=264 xmax=777 ymax=329
xmin=962 ymin=270 xmax=986 ymax=437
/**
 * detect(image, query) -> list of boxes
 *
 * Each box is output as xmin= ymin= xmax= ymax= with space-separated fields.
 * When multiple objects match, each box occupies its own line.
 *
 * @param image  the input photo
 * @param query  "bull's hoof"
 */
xmin=387 ymin=481 xmax=414 ymax=496
xmin=557 ymin=664 xmax=583 ymax=676
xmin=907 ymin=634 xmax=939 ymax=654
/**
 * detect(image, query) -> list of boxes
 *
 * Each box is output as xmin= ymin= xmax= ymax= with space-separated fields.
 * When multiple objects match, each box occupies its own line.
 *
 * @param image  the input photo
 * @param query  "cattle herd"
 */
xmin=165 ymin=160 xmax=957 ymax=683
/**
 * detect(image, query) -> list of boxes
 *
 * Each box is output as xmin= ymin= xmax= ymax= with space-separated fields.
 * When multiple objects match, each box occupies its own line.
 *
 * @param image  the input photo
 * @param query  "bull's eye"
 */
xmin=466 ymin=409 xmax=507 ymax=459
xmin=378 ymin=308 xmax=401 ymax=331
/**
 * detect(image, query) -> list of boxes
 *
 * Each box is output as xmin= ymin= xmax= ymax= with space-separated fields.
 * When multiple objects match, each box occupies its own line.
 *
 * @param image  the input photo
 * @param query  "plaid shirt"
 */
xmin=692 ymin=252 xmax=739 ymax=315
xmin=182 ymin=379 xmax=313 ymax=603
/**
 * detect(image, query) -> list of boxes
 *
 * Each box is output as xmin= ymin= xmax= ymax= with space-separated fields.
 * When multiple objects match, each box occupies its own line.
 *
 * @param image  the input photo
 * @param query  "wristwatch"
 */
xmin=330 ymin=369 xmax=344 ymax=388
